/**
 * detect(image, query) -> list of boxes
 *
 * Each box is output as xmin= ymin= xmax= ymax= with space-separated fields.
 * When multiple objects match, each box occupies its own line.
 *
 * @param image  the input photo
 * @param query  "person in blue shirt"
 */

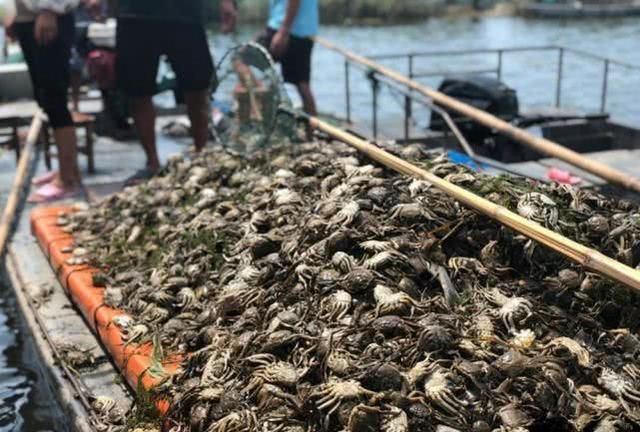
xmin=259 ymin=0 xmax=318 ymax=116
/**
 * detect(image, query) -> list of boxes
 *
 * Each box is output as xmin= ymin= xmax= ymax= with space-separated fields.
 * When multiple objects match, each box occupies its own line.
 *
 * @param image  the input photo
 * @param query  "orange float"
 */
xmin=31 ymin=206 xmax=182 ymax=415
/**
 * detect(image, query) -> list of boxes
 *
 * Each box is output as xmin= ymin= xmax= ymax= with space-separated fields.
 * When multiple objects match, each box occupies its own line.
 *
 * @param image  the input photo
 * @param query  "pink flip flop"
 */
xmin=28 ymin=182 xmax=82 ymax=204
xmin=32 ymin=171 xmax=59 ymax=186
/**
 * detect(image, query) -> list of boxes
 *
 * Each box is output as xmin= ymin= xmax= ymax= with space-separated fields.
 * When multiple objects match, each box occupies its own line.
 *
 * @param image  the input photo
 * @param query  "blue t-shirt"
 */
xmin=268 ymin=0 xmax=319 ymax=38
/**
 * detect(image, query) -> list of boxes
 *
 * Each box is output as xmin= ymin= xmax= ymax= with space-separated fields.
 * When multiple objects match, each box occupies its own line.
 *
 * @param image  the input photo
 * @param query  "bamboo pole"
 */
xmin=315 ymin=37 xmax=640 ymax=193
xmin=0 ymin=112 xmax=43 ymax=257
xmin=307 ymin=115 xmax=640 ymax=292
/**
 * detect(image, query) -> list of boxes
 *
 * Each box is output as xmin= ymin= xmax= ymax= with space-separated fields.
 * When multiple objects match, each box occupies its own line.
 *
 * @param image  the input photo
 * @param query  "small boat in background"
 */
xmin=521 ymin=0 xmax=640 ymax=18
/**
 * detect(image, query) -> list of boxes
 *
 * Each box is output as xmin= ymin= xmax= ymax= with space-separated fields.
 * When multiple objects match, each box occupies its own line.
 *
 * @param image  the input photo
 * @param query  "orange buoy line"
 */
xmin=31 ymin=207 xmax=181 ymax=414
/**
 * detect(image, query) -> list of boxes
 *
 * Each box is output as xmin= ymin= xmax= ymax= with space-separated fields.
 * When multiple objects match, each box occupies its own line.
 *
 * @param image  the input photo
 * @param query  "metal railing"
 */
xmin=342 ymin=45 xmax=640 ymax=141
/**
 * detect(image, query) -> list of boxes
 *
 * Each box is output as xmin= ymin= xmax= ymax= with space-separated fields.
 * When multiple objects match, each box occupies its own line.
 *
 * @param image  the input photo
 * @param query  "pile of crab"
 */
xmin=61 ymin=140 xmax=640 ymax=432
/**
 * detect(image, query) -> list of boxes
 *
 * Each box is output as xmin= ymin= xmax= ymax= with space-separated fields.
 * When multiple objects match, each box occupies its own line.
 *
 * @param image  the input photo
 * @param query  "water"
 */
xmin=0 ymin=149 xmax=63 ymax=430
xmin=0 ymin=282 xmax=62 ymax=432
xmin=214 ymin=16 xmax=640 ymax=136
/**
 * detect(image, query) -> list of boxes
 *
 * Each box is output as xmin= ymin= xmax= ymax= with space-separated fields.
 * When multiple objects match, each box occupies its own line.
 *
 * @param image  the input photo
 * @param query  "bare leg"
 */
xmin=297 ymin=82 xmax=317 ymax=116
xmin=184 ymin=89 xmax=210 ymax=152
xmin=130 ymin=96 xmax=160 ymax=171
xmin=52 ymin=126 xmax=81 ymax=188
xmin=70 ymin=71 xmax=81 ymax=112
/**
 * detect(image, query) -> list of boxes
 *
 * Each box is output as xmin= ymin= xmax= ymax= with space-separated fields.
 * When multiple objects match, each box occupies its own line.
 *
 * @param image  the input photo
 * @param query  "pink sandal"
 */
xmin=32 ymin=171 xmax=59 ymax=186
xmin=28 ymin=182 xmax=82 ymax=204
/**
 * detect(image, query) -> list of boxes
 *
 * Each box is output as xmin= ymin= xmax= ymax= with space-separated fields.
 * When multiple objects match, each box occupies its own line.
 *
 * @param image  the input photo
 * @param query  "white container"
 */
xmin=87 ymin=18 xmax=117 ymax=48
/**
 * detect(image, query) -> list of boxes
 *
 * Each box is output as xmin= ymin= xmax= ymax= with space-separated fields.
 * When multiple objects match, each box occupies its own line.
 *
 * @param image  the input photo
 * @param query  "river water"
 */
xmin=0 ymin=282 xmax=61 ymax=432
xmin=217 ymin=16 xmax=640 ymax=136
xmin=1 ymin=15 xmax=639 ymax=431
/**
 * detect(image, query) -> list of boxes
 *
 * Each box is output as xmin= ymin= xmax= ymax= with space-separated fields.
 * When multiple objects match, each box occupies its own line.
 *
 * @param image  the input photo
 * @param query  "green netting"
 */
xmin=213 ymin=42 xmax=298 ymax=154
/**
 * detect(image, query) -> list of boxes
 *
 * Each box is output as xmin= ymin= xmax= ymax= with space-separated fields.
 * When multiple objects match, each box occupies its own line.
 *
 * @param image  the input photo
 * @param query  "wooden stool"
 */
xmin=43 ymin=112 xmax=96 ymax=174
xmin=0 ymin=117 xmax=24 ymax=162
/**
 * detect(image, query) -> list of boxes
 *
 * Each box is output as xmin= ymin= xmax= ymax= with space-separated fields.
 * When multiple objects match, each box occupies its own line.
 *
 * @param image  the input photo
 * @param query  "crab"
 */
xmin=598 ymin=368 xmax=640 ymax=410
xmin=473 ymin=314 xmax=497 ymax=345
xmin=201 ymin=350 xmax=234 ymax=386
xmin=111 ymin=315 xmax=133 ymax=331
xmin=541 ymin=361 xmax=577 ymax=400
xmin=256 ymin=383 xmax=301 ymax=411
xmin=517 ymin=192 xmax=558 ymax=227
xmin=485 ymin=289 xmax=533 ymax=332
xmin=320 ymin=290 xmax=352 ymax=321
xmin=447 ymin=257 xmax=489 ymax=277
xmin=347 ymin=404 xmax=409 ymax=432
xmin=216 ymin=281 xmax=264 ymax=314
xmin=403 ymin=357 xmax=437 ymax=388
xmin=623 ymin=364 xmax=640 ymax=381
xmin=379 ymin=405 xmax=409 ymax=432
xmin=175 ymin=287 xmax=196 ymax=309
xmin=416 ymin=367 xmax=468 ymax=417
xmin=417 ymin=323 xmax=454 ymax=353
xmin=121 ymin=323 xmax=150 ymax=344
xmin=332 ymin=252 xmax=357 ymax=273
xmin=498 ymin=402 xmax=533 ymax=429
xmin=326 ymin=348 xmax=357 ymax=375
xmin=360 ymin=240 xmax=398 ymax=253
xmin=91 ymin=395 xmax=116 ymax=415
xmin=374 ymin=284 xmax=421 ymax=317
xmin=457 ymin=339 xmax=497 ymax=361
xmin=330 ymin=200 xmax=360 ymax=226
xmin=312 ymin=379 xmax=376 ymax=416
xmin=295 ymin=263 xmax=317 ymax=289
xmin=208 ymin=409 xmax=258 ymax=432
xmin=243 ymin=354 xmax=302 ymax=395
xmin=103 ymin=287 xmax=124 ymax=307
xmin=578 ymin=385 xmax=621 ymax=414
xmin=364 ymin=251 xmax=408 ymax=270
xmin=341 ymin=268 xmax=376 ymax=294
xmin=140 ymin=304 xmax=170 ymax=324
xmin=408 ymin=179 xmax=431 ymax=197
xmin=273 ymin=188 xmax=302 ymax=206
xmin=237 ymin=265 xmax=263 ymax=285
xmin=389 ymin=203 xmax=430 ymax=222
xmin=543 ymin=337 xmax=591 ymax=368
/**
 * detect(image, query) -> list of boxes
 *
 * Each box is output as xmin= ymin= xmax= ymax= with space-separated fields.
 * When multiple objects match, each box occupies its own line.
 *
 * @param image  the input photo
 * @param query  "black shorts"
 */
xmin=15 ymin=14 xmax=75 ymax=129
xmin=116 ymin=19 xmax=215 ymax=97
xmin=258 ymin=28 xmax=313 ymax=85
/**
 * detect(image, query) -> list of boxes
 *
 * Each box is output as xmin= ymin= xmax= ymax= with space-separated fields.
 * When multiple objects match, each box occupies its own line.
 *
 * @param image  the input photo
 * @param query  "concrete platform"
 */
xmin=503 ymin=148 xmax=640 ymax=187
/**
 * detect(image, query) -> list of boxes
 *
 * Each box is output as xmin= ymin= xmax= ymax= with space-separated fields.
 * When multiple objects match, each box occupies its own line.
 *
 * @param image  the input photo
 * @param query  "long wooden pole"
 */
xmin=307 ymin=115 xmax=640 ymax=292
xmin=0 ymin=112 xmax=43 ymax=257
xmin=315 ymin=37 xmax=640 ymax=193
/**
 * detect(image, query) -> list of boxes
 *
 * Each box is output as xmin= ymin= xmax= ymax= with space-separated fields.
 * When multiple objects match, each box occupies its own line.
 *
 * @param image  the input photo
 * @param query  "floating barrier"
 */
xmin=31 ymin=206 xmax=181 ymax=414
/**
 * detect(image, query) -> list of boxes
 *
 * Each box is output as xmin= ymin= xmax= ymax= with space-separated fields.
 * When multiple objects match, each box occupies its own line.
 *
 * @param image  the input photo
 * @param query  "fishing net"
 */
xmin=212 ymin=42 xmax=298 ymax=154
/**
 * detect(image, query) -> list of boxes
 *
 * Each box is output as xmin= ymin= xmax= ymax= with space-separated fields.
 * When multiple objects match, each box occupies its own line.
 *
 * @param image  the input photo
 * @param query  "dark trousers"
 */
xmin=15 ymin=14 xmax=75 ymax=128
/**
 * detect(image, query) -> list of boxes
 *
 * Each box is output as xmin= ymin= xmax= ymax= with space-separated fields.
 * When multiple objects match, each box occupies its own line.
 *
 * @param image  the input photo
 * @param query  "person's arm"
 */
xmin=270 ymin=0 xmax=300 ymax=57
xmin=221 ymin=0 xmax=237 ymax=34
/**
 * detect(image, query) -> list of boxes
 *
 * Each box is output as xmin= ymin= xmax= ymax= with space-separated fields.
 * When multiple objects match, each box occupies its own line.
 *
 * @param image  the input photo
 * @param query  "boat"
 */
xmin=520 ymin=0 xmax=640 ymax=18
xmin=2 ymin=41 xmax=640 ymax=430
xmin=339 ymin=43 xmax=640 ymax=198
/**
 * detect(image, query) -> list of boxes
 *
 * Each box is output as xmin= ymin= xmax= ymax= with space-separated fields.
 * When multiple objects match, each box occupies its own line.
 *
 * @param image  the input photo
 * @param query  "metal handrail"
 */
xmin=370 ymin=45 xmax=640 ymax=70
xmin=341 ymin=44 xmax=639 ymax=142
xmin=370 ymin=45 xmax=559 ymax=60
